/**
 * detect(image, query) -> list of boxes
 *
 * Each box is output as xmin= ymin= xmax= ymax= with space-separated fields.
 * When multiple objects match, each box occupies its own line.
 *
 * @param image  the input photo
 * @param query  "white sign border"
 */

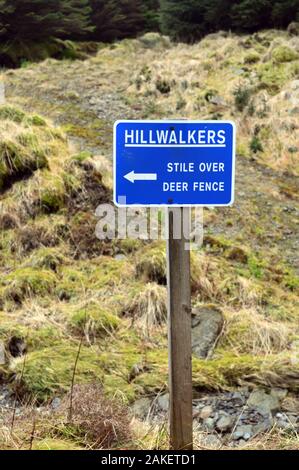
xmin=113 ymin=119 xmax=236 ymax=208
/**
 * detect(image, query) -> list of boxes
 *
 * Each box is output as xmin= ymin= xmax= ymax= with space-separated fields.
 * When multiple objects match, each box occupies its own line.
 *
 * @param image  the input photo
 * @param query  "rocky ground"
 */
xmin=0 ymin=30 xmax=298 ymax=450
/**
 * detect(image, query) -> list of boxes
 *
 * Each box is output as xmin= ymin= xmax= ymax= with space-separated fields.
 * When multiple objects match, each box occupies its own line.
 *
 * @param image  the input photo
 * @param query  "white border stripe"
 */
xmin=113 ymin=120 xmax=236 ymax=208
xmin=125 ymin=144 xmax=226 ymax=148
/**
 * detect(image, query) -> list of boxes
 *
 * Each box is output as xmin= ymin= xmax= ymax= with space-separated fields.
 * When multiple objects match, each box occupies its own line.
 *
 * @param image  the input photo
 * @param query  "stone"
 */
xmin=271 ymin=388 xmax=288 ymax=401
xmin=192 ymin=305 xmax=224 ymax=358
xmin=233 ymin=425 xmax=253 ymax=441
xmin=289 ymin=106 xmax=299 ymax=115
xmin=216 ymin=415 xmax=233 ymax=432
xmin=253 ymin=420 xmax=272 ymax=435
xmin=51 ymin=397 xmax=61 ymax=410
xmin=114 ymin=254 xmax=126 ymax=261
xmin=131 ymin=397 xmax=152 ymax=418
xmin=287 ymin=22 xmax=299 ymax=36
xmin=199 ymin=434 xmax=222 ymax=449
xmin=200 ymin=405 xmax=213 ymax=420
xmin=248 ymin=390 xmax=280 ymax=415
xmin=203 ymin=417 xmax=216 ymax=431
xmin=157 ymin=393 xmax=169 ymax=412
xmin=291 ymin=80 xmax=299 ymax=90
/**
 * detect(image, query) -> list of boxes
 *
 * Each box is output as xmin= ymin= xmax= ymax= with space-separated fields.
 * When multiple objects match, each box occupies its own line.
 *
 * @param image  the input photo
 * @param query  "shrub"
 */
xmin=58 ymin=384 xmax=131 ymax=449
xmin=125 ymin=283 xmax=167 ymax=334
xmin=233 ymin=84 xmax=252 ymax=111
xmin=69 ymin=302 xmax=120 ymax=340
xmin=3 ymin=268 xmax=57 ymax=303
xmin=250 ymin=135 xmax=263 ymax=153
xmin=156 ymin=79 xmax=171 ymax=94
xmin=272 ymin=45 xmax=298 ymax=63
xmin=244 ymin=50 xmax=260 ymax=64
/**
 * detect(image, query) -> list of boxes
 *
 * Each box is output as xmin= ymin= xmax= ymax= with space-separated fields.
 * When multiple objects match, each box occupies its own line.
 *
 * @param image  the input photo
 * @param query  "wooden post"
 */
xmin=167 ymin=207 xmax=193 ymax=450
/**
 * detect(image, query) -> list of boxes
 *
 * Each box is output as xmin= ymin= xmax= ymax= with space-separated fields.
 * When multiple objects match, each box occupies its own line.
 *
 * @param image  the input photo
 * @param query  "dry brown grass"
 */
xmin=59 ymin=384 xmax=132 ymax=449
xmin=125 ymin=283 xmax=167 ymax=335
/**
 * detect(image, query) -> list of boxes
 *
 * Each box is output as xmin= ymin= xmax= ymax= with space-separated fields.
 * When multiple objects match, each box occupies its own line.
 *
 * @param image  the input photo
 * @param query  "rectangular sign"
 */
xmin=114 ymin=120 xmax=236 ymax=207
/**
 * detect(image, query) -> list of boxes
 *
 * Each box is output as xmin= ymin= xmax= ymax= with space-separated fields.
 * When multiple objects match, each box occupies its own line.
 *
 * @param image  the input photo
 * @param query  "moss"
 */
xmin=11 ymin=344 xmax=104 ymax=400
xmin=28 ymin=115 xmax=47 ymax=127
xmin=32 ymin=438 xmax=82 ymax=451
xmin=257 ymin=62 xmax=289 ymax=93
xmin=282 ymin=270 xmax=299 ymax=292
xmin=25 ymin=247 xmax=67 ymax=271
xmin=135 ymin=243 xmax=166 ymax=285
xmin=69 ymin=302 xmax=120 ymax=337
xmin=2 ymin=268 xmax=57 ymax=303
xmin=0 ymin=105 xmax=26 ymax=123
xmin=247 ymin=255 xmax=265 ymax=279
xmin=193 ymin=352 xmax=299 ymax=392
xmin=272 ymin=46 xmax=298 ymax=63
xmin=71 ymin=151 xmax=93 ymax=164
xmin=0 ymin=139 xmax=48 ymax=191
xmin=244 ymin=50 xmax=260 ymax=64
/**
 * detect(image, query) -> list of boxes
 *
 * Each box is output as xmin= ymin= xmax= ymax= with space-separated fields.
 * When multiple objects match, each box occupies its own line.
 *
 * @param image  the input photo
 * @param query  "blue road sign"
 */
xmin=114 ymin=120 xmax=236 ymax=207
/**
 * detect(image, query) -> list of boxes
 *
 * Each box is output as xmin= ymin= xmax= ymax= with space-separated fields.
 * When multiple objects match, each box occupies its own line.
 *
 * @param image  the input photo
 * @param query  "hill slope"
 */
xmin=0 ymin=30 xmax=298 ymax=450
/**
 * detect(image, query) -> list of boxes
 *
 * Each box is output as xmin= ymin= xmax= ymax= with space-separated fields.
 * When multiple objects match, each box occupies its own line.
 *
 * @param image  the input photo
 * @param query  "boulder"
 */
xmin=248 ymin=389 xmax=280 ymax=415
xmin=192 ymin=305 xmax=224 ymax=358
xmin=216 ymin=415 xmax=233 ymax=432
xmin=157 ymin=393 xmax=169 ymax=412
xmin=199 ymin=405 xmax=214 ymax=420
xmin=287 ymin=22 xmax=299 ymax=36
xmin=233 ymin=424 xmax=253 ymax=441
xmin=131 ymin=397 xmax=152 ymax=419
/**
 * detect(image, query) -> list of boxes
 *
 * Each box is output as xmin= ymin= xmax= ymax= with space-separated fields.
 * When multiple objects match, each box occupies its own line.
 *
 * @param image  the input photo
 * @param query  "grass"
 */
xmin=0 ymin=30 xmax=299 ymax=450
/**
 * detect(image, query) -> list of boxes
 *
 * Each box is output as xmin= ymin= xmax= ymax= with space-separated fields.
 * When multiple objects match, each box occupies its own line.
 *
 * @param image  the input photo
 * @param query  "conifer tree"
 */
xmin=160 ymin=0 xmax=207 ymax=42
xmin=90 ymin=0 xmax=143 ymax=41
xmin=0 ymin=0 xmax=91 ymax=42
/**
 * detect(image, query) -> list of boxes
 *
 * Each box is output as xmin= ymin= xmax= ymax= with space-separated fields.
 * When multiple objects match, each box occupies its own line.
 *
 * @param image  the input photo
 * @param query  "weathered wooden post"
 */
xmin=167 ymin=207 xmax=193 ymax=450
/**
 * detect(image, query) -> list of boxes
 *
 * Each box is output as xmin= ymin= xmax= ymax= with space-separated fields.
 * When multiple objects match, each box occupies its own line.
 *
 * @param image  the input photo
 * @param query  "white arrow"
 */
xmin=124 ymin=171 xmax=157 ymax=183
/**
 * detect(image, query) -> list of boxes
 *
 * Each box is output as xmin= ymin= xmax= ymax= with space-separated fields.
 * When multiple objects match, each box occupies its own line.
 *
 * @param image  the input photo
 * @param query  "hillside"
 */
xmin=0 ymin=30 xmax=299 ymax=450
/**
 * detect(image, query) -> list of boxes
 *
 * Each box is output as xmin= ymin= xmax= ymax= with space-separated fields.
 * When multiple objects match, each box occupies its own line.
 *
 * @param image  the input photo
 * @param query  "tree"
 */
xmin=0 ymin=0 xmax=91 ymax=42
xmin=141 ymin=0 xmax=160 ymax=32
xmin=231 ymin=0 xmax=273 ymax=32
xmin=203 ymin=0 xmax=234 ymax=32
xmin=90 ymin=0 xmax=143 ymax=41
xmin=271 ymin=0 xmax=299 ymax=28
xmin=160 ymin=0 xmax=207 ymax=42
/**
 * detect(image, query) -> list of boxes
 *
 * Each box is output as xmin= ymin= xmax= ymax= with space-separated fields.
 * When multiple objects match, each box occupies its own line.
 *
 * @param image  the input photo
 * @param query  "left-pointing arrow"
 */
xmin=124 ymin=171 xmax=157 ymax=183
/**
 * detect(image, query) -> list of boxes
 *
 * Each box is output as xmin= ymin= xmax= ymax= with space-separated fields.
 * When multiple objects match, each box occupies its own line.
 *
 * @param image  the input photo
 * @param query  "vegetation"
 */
xmin=160 ymin=0 xmax=299 ymax=42
xmin=0 ymin=1 xmax=298 ymax=66
xmin=0 ymin=23 xmax=299 ymax=450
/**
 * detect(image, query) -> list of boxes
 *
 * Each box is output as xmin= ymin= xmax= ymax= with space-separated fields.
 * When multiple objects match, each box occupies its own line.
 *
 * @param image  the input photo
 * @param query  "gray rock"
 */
xmin=203 ymin=417 xmax=216 ymax=431
xmin=287 ymin=22 xmax=299 ymax=36
xmin=200 ymin=405 xmax=213 ymax=420
xmin=157 ymin=393 xmax=169 ymax=412
xmin=253 ymin=420 xmax=272 ymax=435
xmin=199 ymin=434 xmax=222 ymax=449
xmin=216 ymin=415 xmax=233 ymax=432
xmin=271 ymin=388 xmax=288 ymax=401
xmin=233 ymin=424 xmax=253 ymax=441
xmin=51 ymin=397 xmax=61 ymax=410
xmin=248 ymin=390 xmax=280 ymax=415
xmin=192 ymin=305 xmax=224 ymax=358
xmin=114 ymin=254 xmax=126 ymax=261
xmin=289 ymin=106 xmax=299 ymax=115
xmin=131 ymin=397 xmax=152 ymax=418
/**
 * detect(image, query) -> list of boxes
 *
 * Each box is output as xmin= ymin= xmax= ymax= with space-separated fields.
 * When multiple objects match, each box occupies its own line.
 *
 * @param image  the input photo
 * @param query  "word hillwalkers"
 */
xmin=124 ymin=128 xmax=227 ymax=146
